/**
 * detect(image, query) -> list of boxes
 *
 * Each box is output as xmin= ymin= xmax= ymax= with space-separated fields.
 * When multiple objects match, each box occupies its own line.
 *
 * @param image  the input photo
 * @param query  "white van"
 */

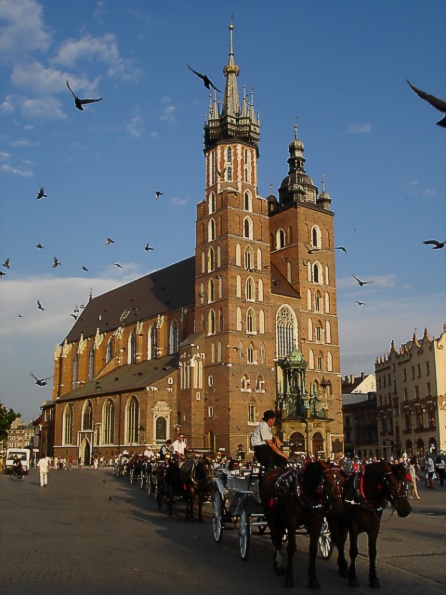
xmin=5 ymin=448 xmax=31 ymax=474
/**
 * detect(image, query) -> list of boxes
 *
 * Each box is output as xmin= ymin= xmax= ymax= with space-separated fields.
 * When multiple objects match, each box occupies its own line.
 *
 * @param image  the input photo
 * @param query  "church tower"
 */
xmin=192 ymin=23 xmax=276 ymax=454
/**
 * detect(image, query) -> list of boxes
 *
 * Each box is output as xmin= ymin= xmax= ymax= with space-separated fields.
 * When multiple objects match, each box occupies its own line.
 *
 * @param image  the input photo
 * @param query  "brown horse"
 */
xmin=262 ymin=461 xmax=344 ymax=589
xmin=329 ymin=461 xmax=412 ymax=588
xmin=179 ymin=456 xmax=213 ymax=521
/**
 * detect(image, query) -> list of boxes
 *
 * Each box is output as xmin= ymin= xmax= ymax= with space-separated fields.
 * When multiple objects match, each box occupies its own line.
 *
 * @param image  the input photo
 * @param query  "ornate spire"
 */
xmin=222 ymin=20 xmax=240 ymax=117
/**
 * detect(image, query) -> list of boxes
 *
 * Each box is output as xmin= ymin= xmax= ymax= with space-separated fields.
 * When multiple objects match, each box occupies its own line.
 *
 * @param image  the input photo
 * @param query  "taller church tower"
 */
xmin=193 ymin=23 xmax=276 ymax=454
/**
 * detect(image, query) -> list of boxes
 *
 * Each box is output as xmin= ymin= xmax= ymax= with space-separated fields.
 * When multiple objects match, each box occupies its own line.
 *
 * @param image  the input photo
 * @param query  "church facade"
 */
xmin=42 ymin=24 xmax=343 ymax=463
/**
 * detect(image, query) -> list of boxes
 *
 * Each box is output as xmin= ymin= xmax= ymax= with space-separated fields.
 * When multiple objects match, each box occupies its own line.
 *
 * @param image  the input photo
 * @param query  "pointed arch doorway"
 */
xmin=80 ymin=437 xmax=91 ymax=466
xmin=312 ymin=432 xmax=324 ymax=460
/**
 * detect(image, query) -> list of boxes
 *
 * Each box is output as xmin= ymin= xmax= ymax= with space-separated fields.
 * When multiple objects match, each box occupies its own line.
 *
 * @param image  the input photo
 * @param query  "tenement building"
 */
xmin=375 ymin=325 xmax=446 ymax=459
xmin=42 ymin=24 xmax=343 ymax=464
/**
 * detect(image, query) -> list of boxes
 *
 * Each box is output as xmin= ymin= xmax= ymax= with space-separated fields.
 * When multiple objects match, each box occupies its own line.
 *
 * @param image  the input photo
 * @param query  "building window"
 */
xmin=106 ymin=337 xmax=114 ymax=364
xmin=248 ymin=401 xmax=256 ymax=423
xmin=63 ymin=404 xmax=73 ymax=445
xmin=208 ymin=218 xmax=216 ymax=241
xmin=208 ymin=278 xmax=215 ymax=303
xmin=246 ymin=277 xmax=254 ymax=301
xmin=244 ymin=246 xmax=253 ymax=269
xmin=426 ymin=361 xmax=430 ymax=375
xmin=89 ymin=343 xmax=94 ymax=381
xmin=149 ymin=326 xmax=157 ymax=359
xmin=128 ymin=332 xmax=136 ymax=364
xmin=243 ymin=217 xmax=253 ymax=240
xmin=82 ymin=400 xmax=93 ymax=430
xmin=208 ymin=247 xmax=215 ymax=272
xmin=276 ymin=229 xmax=285 ymax=249
xmin=235 ymin=244 xmax=241 ymax=266
xmin=208 ymin=309 xmax=216 ymax=335
xmin=244 ymin=191 xmax=252 ymax=212
xmin=311 ymin=226 xmax=321 ymax=249
xmin=209 ymin=191 xmax=216 ymax=214
xmin=72 ymin=353 xmax=78 ymax=388
xmin=247 ymin=342 xmax=255 ymax=364
xmin=125 ymin=396 xmax=139 ymax=444
xmin=103 ymin=399 xmax=114 ymax=445
xmin=246 ymin=307 xmax=256 ymax=333
xmin=315 ymin=292 xmax=321 ymax=312
xmin=155 ymin=416 xmax=167 ymax=441
xmin=276 ymin=306 xmax=296 ymax=358
xmin=169 ymin=320 xmax=179 ymax=354
xmin=227 ymin=146 xmax=232 ymax=163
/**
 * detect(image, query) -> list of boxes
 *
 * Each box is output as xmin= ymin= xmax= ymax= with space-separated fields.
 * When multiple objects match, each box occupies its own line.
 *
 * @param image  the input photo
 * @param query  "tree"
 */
xmin=0 ymin=404 xmax=21 ymax=443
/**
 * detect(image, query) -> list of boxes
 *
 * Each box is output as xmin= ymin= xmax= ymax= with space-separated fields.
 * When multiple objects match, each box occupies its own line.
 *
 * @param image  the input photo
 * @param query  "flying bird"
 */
xmin=187 ymin=64 xmax=222 ymax=92
xmin=335 ymin=246 xmax=347 ymax=254
xmin=3 ymin=258 xmax=10 ymax=269
xmin=36 ymin=243 xmax=44 ymax=249
xmin=113 ymin=263 xmax=123 ymax=268
xmin=82 ymin=266 xmax=89 ymax=272
xmin=304 ymin=243 xmax=320 ymax=254
xmin=144 ymin=244 xmax=155 ymax=251
xmin=66 ymin=80 xmax=103 ymax=111
xmin=36 ymin=187 xmax=47 ymax=199
xmin=155 ymin=191 xmax=163 ymax=200
xmin=0 ymin=271 xmax=5 ymax=277
xmin=30 ymin=372 xmax=53 ymax=387
xmin=352 ymin=274 xmax=374 ymax=286
xmin=356 ymin=301 xmax=366 ymax=306
xmin=106 ymin=237 xmax=114 ymax=245
xmin=217 ymin=167 xmax=226 ymax=178
xmin=53 ymin=257 xmax=61 ymax=268
xmin=37 ymin=300 xmax=45 ymax=311
xmin=423 ymin=239 xmax=445 ymax=249
xmin=71 ymin=314 xmax=78 ymax=320
xmin=407 ymin=80 xmax=446 ymax=128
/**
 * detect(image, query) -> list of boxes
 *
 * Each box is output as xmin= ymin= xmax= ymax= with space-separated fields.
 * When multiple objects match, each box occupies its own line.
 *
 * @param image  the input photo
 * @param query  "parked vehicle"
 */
xmin=5 ymin=448 xmax=30 ymax=474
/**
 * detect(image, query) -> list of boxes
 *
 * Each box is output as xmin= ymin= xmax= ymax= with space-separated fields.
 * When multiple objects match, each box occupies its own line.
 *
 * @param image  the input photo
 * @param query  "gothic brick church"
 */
xmin=40 ymin=24 xmax=344 ymax=463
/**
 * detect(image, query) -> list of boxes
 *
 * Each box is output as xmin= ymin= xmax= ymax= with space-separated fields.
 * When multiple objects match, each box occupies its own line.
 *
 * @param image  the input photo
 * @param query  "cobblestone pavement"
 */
xmin=0 ymin=468 xmax=444 ymax=595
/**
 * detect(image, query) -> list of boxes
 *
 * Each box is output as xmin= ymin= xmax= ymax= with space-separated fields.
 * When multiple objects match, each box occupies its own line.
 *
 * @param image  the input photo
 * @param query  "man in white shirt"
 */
xmin=250 ymin=409 xmax=287 ymax=470
xmin=172 ymin=434 xmax=188 ymax=460
xmin=37 ymin=455 xmax=49 ymax=487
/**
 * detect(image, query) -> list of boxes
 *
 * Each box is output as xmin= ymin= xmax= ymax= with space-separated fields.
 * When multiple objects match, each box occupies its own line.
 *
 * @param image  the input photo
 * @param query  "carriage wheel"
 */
xmin=318 ymin=518 xmax=334 ymax=560
xmin=239 ymin=509 xmax=251 ymax=561
xmin=147 ymin=475 xmax=153 ymax=497
xmin=140 ymin=472 xmax=146 ymax=489
xmin=212 ymin=491 xmax=224 ymax=543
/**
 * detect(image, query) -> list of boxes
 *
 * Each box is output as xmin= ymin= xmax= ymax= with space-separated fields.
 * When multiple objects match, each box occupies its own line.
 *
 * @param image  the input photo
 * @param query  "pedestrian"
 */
xmin=424 ymin=453 xmax=436 ymax=489
xmin=78 ymin=456 xmax=83 ymax=469
xmin=159 ymin=439 xmax=172 ymax=461
xmin=408 ymin=455 xmax=421 ymax=500
xmin=435 ymin=452 xmax=445 ymax=487
xmin=37 ymin=455 xmax=49 ymax=487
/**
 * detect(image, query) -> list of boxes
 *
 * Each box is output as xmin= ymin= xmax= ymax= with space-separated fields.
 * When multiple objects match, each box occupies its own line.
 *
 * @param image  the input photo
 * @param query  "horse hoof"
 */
xmin=308 ymin=578 xmax=321 ymax=590
xmin=369 ymin=578 xmax=380 ymax=589
xmin=348 ymin=577 xmax=359 ymax=588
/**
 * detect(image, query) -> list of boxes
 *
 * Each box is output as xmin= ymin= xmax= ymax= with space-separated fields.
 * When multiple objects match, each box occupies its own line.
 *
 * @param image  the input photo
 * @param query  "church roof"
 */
xmin=270 ymin=263 xmax=301 ymax=299
xmin=64 ymin=257 xmax=195 ymax=343
xmin=56 ymin=354 xmax=179 ymax=401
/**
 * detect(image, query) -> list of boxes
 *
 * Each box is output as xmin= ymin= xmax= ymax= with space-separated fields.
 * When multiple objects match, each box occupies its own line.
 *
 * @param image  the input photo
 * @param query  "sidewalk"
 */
xmin=409 ymin=480 xmax=446 ymax=516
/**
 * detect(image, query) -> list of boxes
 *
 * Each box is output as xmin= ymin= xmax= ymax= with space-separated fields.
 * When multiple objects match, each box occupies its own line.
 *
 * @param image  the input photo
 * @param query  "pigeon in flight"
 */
xmin=37 ymin=300 xmax=45 ymax=311
xmin=217 ymin=167 xmax=226 ymax=178
xmin=423 ymin=239 xmax=445 ymax=250
xmin=407 ymin=80 xmax=446 ymax=127
xmin=155 ymin=191 xmax=163 ymax=200
xmin=30 ymin=372 xmax=52 ymax=387
xmin=106 ymin=237 xmax=114 ymax=245
xmin=36 ymin=243 xmax=44 ymax=249
xmin=71 ymin=313 xmax=78 ymax=320
xmin=144 ymin=244 xmax=155 ymax=251
xmin=82 ymin=266 xmax=89 ymax=272
xmin=187 ymin=64 xmax=222 ymax=92
xmin=113 ymin=263 xmax=123 ymax=268
xmin=352 ymin=274 xmax=374 ymax=286
xmin=36 ymin=187 xmax=47 ymax=199
xmin=0 ymin=271 xmax=5 ymax=277
xmin=53 ymin=257 xmax=61 ymax=268
xmin=66 ymin=80 xmax=103 ymax=111
xmin=304 ymin=243 xmax=320 ymax=254
xmin=335 ymin=246 xmax=347 ymax=254
xmin=356 ymin=301 xmax=366 ymax=306
xmin=3 ymin=258 xmax=10 ymax=269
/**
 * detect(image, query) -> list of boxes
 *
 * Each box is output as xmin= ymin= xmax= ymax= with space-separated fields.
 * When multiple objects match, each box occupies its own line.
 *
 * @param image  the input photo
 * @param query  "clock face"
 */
xmin=120 ymin=308 xmax=131 ymax=322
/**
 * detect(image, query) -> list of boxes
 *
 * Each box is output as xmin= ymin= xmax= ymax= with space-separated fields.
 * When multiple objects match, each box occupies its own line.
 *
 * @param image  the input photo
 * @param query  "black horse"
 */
xmin=329 ymin=461 xmax=412 ymax=588
xmin=164 ymin=456 xmax=213 ymax=519
xmin=262 ymin=461 xmax=344 ymax=589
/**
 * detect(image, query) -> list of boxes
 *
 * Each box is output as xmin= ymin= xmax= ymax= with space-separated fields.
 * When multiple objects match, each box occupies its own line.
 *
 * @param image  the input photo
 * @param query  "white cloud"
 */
xmin=0 ymin=0 xmax=51 ymax=59
xmin=161 ymin=105 xmax=176 ymax=125
xmin=171 ymin=196 xmax=188 ymax=206
xmin=127 ymin=115 xmax=144 ymax=138
xmin=21 ymin=96 xmax=65 ymax=120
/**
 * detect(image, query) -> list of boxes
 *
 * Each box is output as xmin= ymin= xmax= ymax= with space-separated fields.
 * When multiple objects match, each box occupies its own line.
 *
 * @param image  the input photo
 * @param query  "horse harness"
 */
xmin=345 ymin=467 xmax=407 ymax=516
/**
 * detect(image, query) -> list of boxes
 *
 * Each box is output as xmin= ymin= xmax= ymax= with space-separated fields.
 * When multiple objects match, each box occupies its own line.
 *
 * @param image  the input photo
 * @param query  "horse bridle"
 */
xmin=381 ymin=469 xmax=409 ymax=509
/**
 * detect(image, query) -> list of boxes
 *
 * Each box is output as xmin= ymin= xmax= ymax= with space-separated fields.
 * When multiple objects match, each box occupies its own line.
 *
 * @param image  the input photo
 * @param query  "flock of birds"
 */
xmin=2 ymin=71 xmax=444 ymax=384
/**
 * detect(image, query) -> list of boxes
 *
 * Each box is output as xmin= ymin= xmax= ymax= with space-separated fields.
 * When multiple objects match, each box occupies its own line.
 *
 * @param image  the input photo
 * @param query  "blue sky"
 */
xmin=1 ymin=0 xmax=445 ymax=422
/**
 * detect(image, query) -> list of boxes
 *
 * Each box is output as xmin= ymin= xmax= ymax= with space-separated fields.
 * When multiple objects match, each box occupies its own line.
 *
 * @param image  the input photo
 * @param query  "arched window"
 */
xmin=315 ymin=291 xmax=321 ymax=312
xmin=236 ymin=274 xmax=242 ymax=298
xmin=259 ymin=310 xmax=265 ymax=334
xmin=311 ymin=225 xmax=321 ymax=249
xmin=169 ymin=320 xmax=179 ymax=354
xmin=276 ymin=229 xmax=285 ymax=249
xmin=308 ymin=349 xmax=315 ymax=369
xmin=246 ymin=307 xmax=256 ymax=333
xmin=325 ymin=265 xmax=330 ymax=286
xmin=208 ymin=309 xmax=216 ymax=335
xmin=106 ymin=336 xmax=114 ymax=364
xmin=208 ymin=247 xmax=215 ymax=272
xmin=307 ymin=289 xmax=312 ymax=310
xmin=82 ymin=400 xmax=93 ymax=430
xmin=236 ymin=307 xmax=242 ymax=331
xmin=276 ymin=305 xmax=297 ymax=358
xmin=259 ymin=342 xmax=265 ymax=363
xmin=244 ymin=246 xmax=254 ymax=270
xmin=256 ymin=374 xmax=265 ymax=391
xmin=201 ymin=250 xmax=205 ymax=273
xmin=217 ymin=340 xmax=222 ymax=362
xmin=211 ymin=342 xmax=216 ymax=363
xmin=246 ymin=277 xmax=254 ymax=301
xmin=88 ymin=343 xmax=94 ymax=381
xmin=208 ymin=218 xmax=216 ymax=241
xmin=235 ymin=244 xmax=241 ymax=266
xmin=327 ymin=351 xmax=333 ymax=372
xmin=209 ymin=192 xmax=216 ymax=214
xmin=217 ymin=245 xmax=221 ymax=268
xmin=149 ymin=326 xmax=157 ymax=360
xmin=256 ymin=248 xmax=262 ymax=270
xmin=128 ymin=331 xmax=136 ymax=364
xmin=243 ymin=217 xmax=253 ymax=240
xmin=258 ymin=278 xmax=264 ymax=302
xmin=325 ymin=292 xmax=330 ymax=313
xmin=248 ymin=401 xmax=256 ymax=423
xmin=103 ymin=399 xmax=114 ymax=445
xmin=156 ymin=416 xmax=167 ymax=442
xmin=72 ymin=352 xmax=78 ymax=388
xmin=227 ymin=166 xmax=232 ymax=181
xmin=308 ymin=318 xmax=313 ymax=341
xmin=219 ymin=308 xmax=223 ymax=331
xmin=247 ymin=342 xmax=255 ymax=364
xmin=313 ymin=262 xmax=321 ymax=284
xmin=63 ymin=404 xmax=73 ymax=445
xmin=227 ymin=146 xmax=232 ymax=163
xmin=208 ymin=278 xmax=215 ymax=303
xmin=244 ymin=191 xmax=252 ymax=212
xmin=126 ymin=396 xmax=139 ymax=444
xmin=325 ymin=321 xmax=331 ymax=344
xmin=241 ymin=373 xmax=250 ymax=390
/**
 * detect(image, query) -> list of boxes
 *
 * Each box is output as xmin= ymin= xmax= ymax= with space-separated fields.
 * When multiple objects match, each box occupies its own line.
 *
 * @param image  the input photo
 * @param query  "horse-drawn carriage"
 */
xmin=212 ymin=462 xmax=334 ymax=563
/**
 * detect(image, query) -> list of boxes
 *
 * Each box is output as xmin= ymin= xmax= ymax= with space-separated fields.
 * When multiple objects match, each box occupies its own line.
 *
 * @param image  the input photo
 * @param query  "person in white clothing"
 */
xmin=250 ymin=409 xmax=287 ymax=470
xmin=37 ymin=455 xmax=49 ymax=487
xmin=171 ymin=434 xmax=188 ymax=460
